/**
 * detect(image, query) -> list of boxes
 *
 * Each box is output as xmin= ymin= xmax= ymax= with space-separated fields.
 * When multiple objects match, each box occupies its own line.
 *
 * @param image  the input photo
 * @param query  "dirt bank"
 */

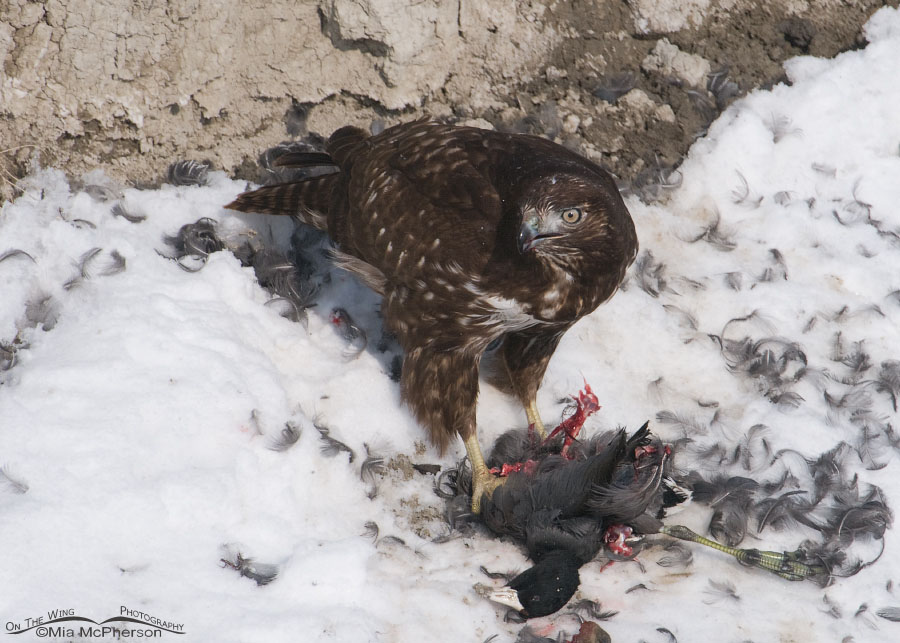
xmin=1 ymin=0 xmax=892 ymax=202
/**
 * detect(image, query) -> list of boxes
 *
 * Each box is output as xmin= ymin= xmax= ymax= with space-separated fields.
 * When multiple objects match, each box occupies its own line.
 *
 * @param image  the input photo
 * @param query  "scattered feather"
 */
xmin=662 ymin=304 xmax=699 ymax=343
xmin=24 ymin=294 xmax=59 ymax=330
xmin=707 ymin=66 xmax=740 ymax=109
xmin=770 ymin=390 xmax=805 ymax=411
xmin=876 ymin=607 xmax=900 ymax=622
xmin=689 ymin=474 xmax=758 ymax=546
xmin=268 ymin=422 xmax=302 ymax=452
xmin=723 ymin=271 xmax=743 ymax=291
xmin=377 ymin=535 xmax=407 ymax=548
xmin=756 ymin=248 xmax=788 ymax=282
xmin=655 ymin=541 xmax=693 ymax=569
xmin=81 ymin=182 xmax=123 ymax=202
xmin=360 ymin=444 xmax=386 ymax=499
xmin=824 ymin=387 xmax=874 ymax=419
xmin=822 ymin=594 xmax=843 ymax=619
xmin=63 ymin=247 xmax=103 ymax=290
xmin=875 ymin=360 xmax=900 ymax=411
xmin=479 ymin=565 xmax=511 ymax=581
xmin=0 ymin=343 xmax=17 ymax=371
xmin=592 ymin=72 xmax=636 ymax=104
xmin=767 ymin=114 xmax=802 ymax=142
xmin=263 ymin=297 xmax=308 ymax=326
xmin=111 ymin=201 xmax=147 ymax=223
xmin=655 ymin=627 xmax=678 ymax=643
xmin=685 ymin=211 xmax=737 ymax=251
xmin=253 ymin=248 xmax=318 ymax=319
xmin=856 ymin=425 xmax=889 ymax=471
xmin=167 ymin=160 xmax=210 ymax=187
xmin=0 ymin=249 xmax=36 ymax=264
xmin=773 ymin=190 xmax=794 ymax=205
xmin=165 ymin=218 xmax=224 ymax=260
xmin=505 ymin=610 xmax=527 ymax=625
xmin=812 ymin=162 xmax=837 ymax=177
xmin=719 ymin=309 xmax=778 ymax=336
xmin=686 ymin=89 xmax=717 ymax=125
xmin=388 ymin=354 xmax=403 ymax=382
xmin=314 ymin=420 xmax=355 ymax=461
xmin=0 ymin=466 xmax=29 ymax=494
xmin=634 ymin=250 xmax=669 ymax=298
xmin=512 ymin=624 xmax=549 ymax=640
xmin=703 ymin=579 xmax=739 ymax=604
xmin=100 ymin=250 xmax=127 ymax=276
xmin=628 ymin=156 xmax=683 ymax=204
xmin=671 ymin=276 xmax=706 ymax=292
xmin=568 ymin=599 xmax=618 ymax=621
xmin=361 ymin=521 xmax=380 ymax=542
xmin=655 ymin=410 xmax=707 ymax=436
xmin=330 ymin=308 xmax=368 ymax=360
xmin=220 ymin=550 xmax=279 ymax=586
xmin=731 ymin=171 xmax=763 ymax=208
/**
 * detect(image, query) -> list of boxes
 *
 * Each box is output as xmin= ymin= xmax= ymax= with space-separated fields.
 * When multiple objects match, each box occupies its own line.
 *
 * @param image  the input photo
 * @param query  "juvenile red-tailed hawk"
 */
xmin=226 ymin=119 xmax=637 ymax=511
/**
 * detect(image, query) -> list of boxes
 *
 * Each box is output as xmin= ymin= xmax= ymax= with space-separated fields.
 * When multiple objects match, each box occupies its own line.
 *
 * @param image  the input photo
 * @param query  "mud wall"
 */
xmin=0 ymin=0 xmax=889 ymax=201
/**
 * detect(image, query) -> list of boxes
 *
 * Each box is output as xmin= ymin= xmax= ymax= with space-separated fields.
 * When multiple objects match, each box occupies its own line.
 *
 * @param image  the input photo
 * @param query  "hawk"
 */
xmin=226 ymin=119 xmax=637 ymax=511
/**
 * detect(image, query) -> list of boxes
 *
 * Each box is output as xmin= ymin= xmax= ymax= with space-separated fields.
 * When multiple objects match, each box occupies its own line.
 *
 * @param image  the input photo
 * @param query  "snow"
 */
xmin=3 ymin=7 xmax=900 ymax=641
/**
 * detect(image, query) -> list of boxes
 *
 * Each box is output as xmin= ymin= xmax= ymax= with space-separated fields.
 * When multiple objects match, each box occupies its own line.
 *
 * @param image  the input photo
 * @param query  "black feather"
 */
xmin=268 ymin=422 xmax=302 ymax=452
xmin=273 ymin=151 xmax=339 ymax=169
xmin=360 ymin=444 xmax=386 ymax=499
xmin=167 ymin=160 xmax=210 ymax=187
xmin=655 ymin=541 xmax=693 ymax=569
xmin=314 ymin=420 xmax=355 ymax=461
xmin=685 ymin=211 xmax=737 ymax=251
xmin=111 ymin=201 xmax=147 ymax=223
xmin=634 ymin=250 xmax=669 ymax=298
xmin=63 ymin=247 xmax=102 ymax=290
xmin=221 ymin=551 xmax=279 ymax=586
xmin=0 ymin=248 xmax=36 ymax=264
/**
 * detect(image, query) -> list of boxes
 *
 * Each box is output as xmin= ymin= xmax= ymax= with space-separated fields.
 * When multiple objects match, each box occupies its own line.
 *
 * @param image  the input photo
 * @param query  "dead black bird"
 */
xmin=474 ymin=419 xmax=685 ymax=618
xmin=460 ymin=392 xmax=838 ymax=619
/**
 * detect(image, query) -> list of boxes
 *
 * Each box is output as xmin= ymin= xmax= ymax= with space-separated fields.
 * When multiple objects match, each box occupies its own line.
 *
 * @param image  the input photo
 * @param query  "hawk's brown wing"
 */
xmin=332 ymin=120 xmax=507 ymax=288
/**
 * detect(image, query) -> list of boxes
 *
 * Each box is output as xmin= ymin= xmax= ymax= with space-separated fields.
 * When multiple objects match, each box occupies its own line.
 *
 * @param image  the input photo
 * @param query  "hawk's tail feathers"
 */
xmin=224 ymin=173 xmax=337 ymax=231
xmin=272 ymin=151 xmax=338 ymax=169
xmin=326 ymin=126 xmax=370 ymax=166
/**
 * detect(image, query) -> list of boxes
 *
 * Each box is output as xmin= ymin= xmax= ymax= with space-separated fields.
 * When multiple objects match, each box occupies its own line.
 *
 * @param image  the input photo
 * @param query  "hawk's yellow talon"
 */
xmin=525 ymin=399 xmax=546 ymax=439
xmin=463 ymin=433 xmax=507 ymax=513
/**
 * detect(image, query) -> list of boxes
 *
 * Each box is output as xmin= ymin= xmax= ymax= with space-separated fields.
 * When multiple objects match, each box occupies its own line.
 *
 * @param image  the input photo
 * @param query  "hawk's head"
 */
xmin=515 ymin=170 xmax=636 ymax=277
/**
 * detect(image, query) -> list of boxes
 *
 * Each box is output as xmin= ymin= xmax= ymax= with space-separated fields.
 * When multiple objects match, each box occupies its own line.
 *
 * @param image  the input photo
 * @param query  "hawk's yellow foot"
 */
xmin=464 ymin=433 xmax=507 ymax=513
xmin=525 ymin=399 xmax=547 ymax=439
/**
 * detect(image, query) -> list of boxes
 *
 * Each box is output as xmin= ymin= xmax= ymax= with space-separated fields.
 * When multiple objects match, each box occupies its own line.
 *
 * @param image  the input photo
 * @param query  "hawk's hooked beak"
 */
xmin=518 ymin=215 xmax=561 ymax=254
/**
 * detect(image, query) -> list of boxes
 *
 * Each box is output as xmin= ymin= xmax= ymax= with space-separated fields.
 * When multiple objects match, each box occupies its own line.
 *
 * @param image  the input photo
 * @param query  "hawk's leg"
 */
xmin=502 ymin=327 xmax=568 ymax=441
xmin=525 ymin=399 xmax=546 ymax=440
xmin=463 ymin=433 xmax=506 ymax=514
xmin=401 ymin=347 xmax=504 ymax=513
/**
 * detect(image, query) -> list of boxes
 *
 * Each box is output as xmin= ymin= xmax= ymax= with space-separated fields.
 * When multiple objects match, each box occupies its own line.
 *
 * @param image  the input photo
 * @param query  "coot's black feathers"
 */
xmin=477 ymin=422 xmax=678 ymax=617
xmin=508 ymin=549 xmax=582 ymax=618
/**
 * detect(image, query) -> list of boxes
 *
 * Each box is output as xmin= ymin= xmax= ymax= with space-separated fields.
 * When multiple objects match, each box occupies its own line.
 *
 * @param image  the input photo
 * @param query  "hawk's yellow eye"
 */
xmin=561 ymin=208 xmax=583 ymax=224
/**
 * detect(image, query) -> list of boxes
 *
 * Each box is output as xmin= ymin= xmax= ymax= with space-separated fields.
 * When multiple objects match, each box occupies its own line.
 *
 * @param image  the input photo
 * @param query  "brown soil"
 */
xmin=473 ymin=0 xmax=889 ymax=190
xmin=1 ymin=1 xmax=893 ymax=202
